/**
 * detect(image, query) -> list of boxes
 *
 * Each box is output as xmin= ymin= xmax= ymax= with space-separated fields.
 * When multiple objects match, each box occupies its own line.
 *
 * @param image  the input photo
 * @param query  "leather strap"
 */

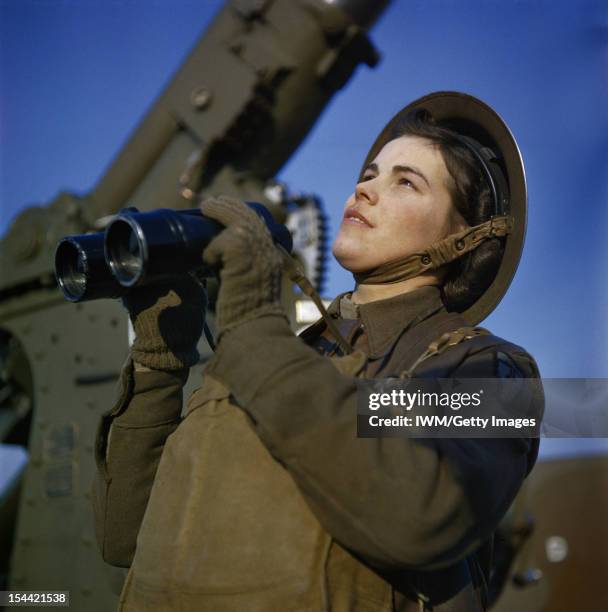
xmin=354 ymin=215 xmax=513 ymax=285
xmin=278 ymin=247 xmax=354 ymax=354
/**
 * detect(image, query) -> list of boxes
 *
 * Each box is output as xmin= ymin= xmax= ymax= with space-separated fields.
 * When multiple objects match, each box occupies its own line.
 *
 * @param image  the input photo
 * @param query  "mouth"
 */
xmin=343 ymin=208 xmax=373 ymax=228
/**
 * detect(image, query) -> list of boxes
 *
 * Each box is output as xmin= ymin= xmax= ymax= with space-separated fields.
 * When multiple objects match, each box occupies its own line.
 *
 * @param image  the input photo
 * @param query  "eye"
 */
xmin=398 ymin=178 xmax=415 ymax=189
xmin=360 ymin=174 xmax=375 ymax=183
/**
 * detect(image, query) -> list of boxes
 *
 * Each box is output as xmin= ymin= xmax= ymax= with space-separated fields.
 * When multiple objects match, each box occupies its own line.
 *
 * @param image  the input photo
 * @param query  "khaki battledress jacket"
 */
xmin=93 ymin=286 xmax=542 ymax=612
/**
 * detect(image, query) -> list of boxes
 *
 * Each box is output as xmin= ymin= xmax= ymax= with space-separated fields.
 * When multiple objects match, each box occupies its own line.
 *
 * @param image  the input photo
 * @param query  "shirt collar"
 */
xmin=328 ymin=285 xmax=446 ymax=358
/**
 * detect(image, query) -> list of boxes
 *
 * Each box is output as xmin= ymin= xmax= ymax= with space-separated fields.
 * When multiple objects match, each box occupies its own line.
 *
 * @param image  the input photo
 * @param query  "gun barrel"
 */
xmin=321 ymin=0 xmax=391 ymax=29
xmin=89 ymin=0 xmax=392 ymax=218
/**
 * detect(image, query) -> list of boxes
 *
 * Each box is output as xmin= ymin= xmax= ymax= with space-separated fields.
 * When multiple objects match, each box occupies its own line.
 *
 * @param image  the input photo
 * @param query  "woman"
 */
xmin=93 ymin=92 xmax=542 ymax=611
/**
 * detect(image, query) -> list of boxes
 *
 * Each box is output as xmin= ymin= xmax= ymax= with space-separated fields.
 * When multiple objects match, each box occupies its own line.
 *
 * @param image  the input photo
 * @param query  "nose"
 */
xmin=355 ymin=179 xmax=378 ymax=206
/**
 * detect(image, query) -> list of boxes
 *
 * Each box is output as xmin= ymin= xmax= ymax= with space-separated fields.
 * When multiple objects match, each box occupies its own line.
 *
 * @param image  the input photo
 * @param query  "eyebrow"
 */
xmin=364 ymin=163 xmax=430 ymax=188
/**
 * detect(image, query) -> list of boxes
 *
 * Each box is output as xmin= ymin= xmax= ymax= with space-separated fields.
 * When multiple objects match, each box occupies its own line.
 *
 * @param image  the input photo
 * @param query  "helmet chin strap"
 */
xmin=353 ymin=215 xmax=513 ymax=285
xmin=275 ymin=214 xmax=512 ymax=357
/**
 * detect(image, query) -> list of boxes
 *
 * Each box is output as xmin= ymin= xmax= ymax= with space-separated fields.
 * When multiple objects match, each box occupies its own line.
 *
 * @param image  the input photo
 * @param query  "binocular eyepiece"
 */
xmin=55 ymin=203 xmax=293 ymax=302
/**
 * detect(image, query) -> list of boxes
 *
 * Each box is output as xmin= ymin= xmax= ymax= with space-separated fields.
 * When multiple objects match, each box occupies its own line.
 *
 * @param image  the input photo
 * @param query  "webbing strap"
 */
xmin=278 ymin=246 xmax=353 ymax=355
xmin=400 ymin=326 xmax=491 ymax=379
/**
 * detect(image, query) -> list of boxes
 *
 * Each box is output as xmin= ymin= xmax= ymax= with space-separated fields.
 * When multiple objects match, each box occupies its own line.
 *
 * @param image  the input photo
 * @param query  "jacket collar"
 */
xmin=326 ymin=285 xmax=446 ymax=358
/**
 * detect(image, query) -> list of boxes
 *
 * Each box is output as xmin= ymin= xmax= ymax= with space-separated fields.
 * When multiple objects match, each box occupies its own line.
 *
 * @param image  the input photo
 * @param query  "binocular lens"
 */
xmin=55 ymin=240 xmax=88 ymax=301
xmin=105 ymin=219 xmax=145 ymax=286
xmin=55 ymin=233 xmax=127 ymax=302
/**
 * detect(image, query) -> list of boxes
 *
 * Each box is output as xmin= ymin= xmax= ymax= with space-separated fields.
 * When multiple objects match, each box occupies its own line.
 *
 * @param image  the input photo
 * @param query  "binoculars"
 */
xmin=55 ymin=203 xmax=293 ymax=302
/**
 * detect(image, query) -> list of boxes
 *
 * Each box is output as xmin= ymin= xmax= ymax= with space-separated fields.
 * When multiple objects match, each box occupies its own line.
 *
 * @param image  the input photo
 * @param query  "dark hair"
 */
xmin=386 ymin=109 xmax=503 ymax=312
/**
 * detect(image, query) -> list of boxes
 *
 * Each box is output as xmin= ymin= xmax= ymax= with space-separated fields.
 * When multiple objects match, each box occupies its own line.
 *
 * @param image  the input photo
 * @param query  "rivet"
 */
xmin=546 ymin=535 xmax=568 ymax=562
xmin=190 ymin=87 xmax=212 ymax=110
xmin=456 ymin=239 xmax=465 ymax=251
xmin=421 ymin=255 xmax=431 ymax=265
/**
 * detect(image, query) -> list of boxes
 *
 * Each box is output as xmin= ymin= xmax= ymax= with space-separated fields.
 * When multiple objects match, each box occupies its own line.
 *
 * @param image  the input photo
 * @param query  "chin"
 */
xmin=332 ymin=243 xmax=372 ymax=274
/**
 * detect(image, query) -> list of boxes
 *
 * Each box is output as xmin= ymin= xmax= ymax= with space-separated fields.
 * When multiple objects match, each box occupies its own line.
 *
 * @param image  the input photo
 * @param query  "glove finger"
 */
xmin=202 ymin=226 xmax=245 ymax=269
xmin=200 ymin=196 xmax=260 ymax=228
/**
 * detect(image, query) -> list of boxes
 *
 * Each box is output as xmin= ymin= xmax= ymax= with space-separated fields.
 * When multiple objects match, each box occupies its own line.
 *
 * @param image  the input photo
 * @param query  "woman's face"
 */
xmin=332 ymin=135 xmax=467 ymax=273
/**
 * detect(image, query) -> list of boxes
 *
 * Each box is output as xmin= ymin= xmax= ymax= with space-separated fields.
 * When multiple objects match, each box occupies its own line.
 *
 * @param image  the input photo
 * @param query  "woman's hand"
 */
xmin=122 ymin=276 xmax=207 ymax=371
xmin=200 ymin=196 xmax=285 ymax=337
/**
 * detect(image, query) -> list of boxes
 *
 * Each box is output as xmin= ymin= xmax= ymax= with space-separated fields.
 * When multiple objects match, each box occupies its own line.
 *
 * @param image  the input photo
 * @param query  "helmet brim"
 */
xmin=360 ymin=91 xmax=527 ymax=325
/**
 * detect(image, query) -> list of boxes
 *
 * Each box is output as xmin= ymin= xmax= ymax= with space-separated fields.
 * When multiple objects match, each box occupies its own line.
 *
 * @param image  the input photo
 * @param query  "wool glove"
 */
xmin=122 ymin=276 xmax=207 ymax=371
xmin=200 ymin=196 xmax=286 ymax=336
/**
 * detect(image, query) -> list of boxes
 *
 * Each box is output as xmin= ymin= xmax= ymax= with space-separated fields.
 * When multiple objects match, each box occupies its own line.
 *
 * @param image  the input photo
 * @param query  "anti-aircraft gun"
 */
xmin=0 ymin=1 xmax=389 ymax=608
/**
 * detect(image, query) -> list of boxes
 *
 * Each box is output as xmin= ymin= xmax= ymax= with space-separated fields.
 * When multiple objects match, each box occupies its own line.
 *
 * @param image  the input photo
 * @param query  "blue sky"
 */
xmin=1 ymin=0 xmax=607 ymax=457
